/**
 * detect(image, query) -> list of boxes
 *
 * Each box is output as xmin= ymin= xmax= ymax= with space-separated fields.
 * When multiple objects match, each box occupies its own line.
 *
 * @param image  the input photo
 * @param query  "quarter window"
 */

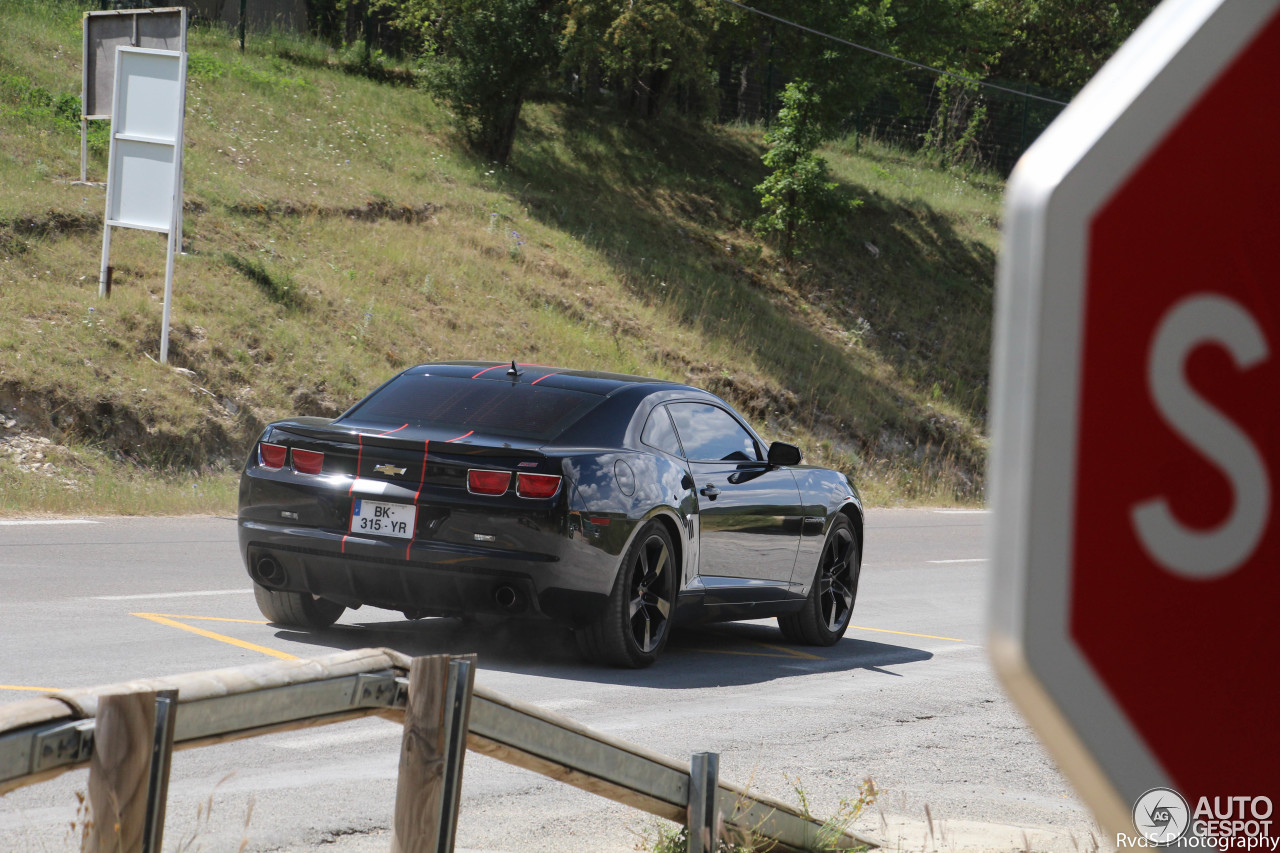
xmin=641 ymin=405 xmax=684 ymax=457
xmin=667 ymin=403 xmax=760 ymax=462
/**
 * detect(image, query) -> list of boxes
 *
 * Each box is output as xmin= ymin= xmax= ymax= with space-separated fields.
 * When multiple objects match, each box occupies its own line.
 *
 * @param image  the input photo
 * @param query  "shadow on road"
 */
xmin=272 ymin=615 xmax=933 ymax=689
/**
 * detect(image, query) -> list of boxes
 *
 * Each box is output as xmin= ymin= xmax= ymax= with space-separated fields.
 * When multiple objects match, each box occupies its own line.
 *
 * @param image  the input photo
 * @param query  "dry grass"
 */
xmin=0 ymin=1 xmax=1003 ymax=515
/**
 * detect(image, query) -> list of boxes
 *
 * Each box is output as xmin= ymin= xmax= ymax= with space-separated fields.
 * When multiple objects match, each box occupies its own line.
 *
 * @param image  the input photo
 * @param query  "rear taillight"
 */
xmin=516 ymin=473 xmax=562 ymax=499
xmin=467 ymin=469 xmax=511 ymax=496
xmin=259 ymin=442 xmax=287 ymax=469
xmin=292 ymin=448 xmax=324 ymax=475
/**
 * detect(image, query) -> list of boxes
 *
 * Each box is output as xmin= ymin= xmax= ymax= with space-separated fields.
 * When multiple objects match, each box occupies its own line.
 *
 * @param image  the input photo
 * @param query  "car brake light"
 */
xmin=259 ymin=442 xmax=287 ymax=469
xmin=467 ymin=469 xmax=511 ymax=495
xmin=517 ymin=473 xmax=562 ymax=499
xmin=292 ymin=448 xmax=324 ymax=475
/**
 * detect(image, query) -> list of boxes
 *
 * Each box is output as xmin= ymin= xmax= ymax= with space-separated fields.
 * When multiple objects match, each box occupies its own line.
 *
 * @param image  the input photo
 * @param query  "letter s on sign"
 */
xmin=1132 ymin=294 xmax=1270 ymax=579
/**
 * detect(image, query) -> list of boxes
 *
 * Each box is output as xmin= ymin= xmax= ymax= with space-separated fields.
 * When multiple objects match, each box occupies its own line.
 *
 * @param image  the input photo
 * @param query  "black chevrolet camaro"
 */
xmin=238 ymin=361 xmax=864 ymax=667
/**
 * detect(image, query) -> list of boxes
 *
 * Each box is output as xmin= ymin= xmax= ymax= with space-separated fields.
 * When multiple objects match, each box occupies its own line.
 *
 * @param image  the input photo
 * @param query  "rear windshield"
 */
xmin=342 ymin=374 xmax=603 ymax=441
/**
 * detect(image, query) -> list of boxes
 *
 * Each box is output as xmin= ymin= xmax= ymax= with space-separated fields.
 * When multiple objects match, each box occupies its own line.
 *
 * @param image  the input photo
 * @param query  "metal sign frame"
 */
xmin=81 ymin=7 xmax=186 ymax=184
xmin=988 ymin=0 xmax=1280 ymax=837
xmin=98 ymin=46 xmax=188 ymax=365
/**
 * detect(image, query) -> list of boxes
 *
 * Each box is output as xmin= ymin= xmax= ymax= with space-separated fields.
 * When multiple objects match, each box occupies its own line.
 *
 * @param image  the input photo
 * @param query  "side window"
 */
xmin=667 ymin=403 xmax=760 ymax=462
xmin=641 ymin=405 xmax=684 ymax=457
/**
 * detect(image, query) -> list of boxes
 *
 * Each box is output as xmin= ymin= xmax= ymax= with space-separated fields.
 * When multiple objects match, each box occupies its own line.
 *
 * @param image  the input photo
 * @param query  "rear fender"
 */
xmin=563 ymin=452 xmax=695 ymax=590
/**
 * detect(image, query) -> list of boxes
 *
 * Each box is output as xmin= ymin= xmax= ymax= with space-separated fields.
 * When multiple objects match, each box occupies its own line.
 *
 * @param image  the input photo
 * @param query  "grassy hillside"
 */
xmin=0 ymin=0 xmax=1001 ymax=514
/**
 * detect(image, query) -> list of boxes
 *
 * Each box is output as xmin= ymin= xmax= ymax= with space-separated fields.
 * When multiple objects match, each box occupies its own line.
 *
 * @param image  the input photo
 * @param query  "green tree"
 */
xmin=712 ymin=1 xmax=894 ymax=127
xmin=752 ymin=81 xmax=857 ymax=264
xmin=562 ymin=0 xmax=725 ymax=118
xmin=378 ymin=0 xmax=562 ymax=163
xmin=979 ymin=0 xmax=1159 ymax=95
xmin=710 ymin=0 xmax=997 ymax=133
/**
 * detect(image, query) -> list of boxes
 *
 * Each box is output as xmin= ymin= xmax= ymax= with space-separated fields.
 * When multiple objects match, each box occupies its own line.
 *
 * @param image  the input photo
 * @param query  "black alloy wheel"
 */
xmin=779 ymin=515 xmax=860 ymax=646
xmin=253 ymin=583 xmax=345 ymax=629
xmin=628 ymin=531 xmax=674 ymax=653
xmin=576 ymin=521 xmax=676 ymax=668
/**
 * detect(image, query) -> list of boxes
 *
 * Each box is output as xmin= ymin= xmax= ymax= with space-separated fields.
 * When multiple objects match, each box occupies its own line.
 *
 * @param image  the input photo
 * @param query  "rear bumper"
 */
xmin=238 ymin=519 xmax=612 ymax=624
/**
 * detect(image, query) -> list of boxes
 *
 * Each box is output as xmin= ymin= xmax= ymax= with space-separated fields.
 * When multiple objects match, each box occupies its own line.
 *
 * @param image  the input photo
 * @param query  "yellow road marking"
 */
xmin=139 ymin=613 xmax=270 ymax=625
xmin=695 ymin=648 xmax=804 ymax=659
xmin=132 ymin=612 xmax=297 ymax=661
xmin=748 ymin=641 xmax=823 ymax=660
xmin=693 ymin=640 xmax=823 ymax=660
xmin=0 ymin=684 xmax=58 ymax=692
xmin=850 ymin=624 xmax=964 ymax=642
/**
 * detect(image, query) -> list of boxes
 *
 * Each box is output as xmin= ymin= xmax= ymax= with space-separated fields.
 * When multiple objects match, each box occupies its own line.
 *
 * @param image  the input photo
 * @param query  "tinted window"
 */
xmin=668 ymin=403 xmax=760 ymax=462
xmin=344 ymin=375 xmax=601 ymax=441
xmin=641 ymin=405 xmax=683 ymax=457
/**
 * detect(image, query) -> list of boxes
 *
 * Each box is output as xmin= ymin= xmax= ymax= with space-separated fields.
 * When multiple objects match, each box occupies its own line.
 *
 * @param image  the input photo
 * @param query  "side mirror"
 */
xmin=767 ymin=441 xmax=802 ymax=467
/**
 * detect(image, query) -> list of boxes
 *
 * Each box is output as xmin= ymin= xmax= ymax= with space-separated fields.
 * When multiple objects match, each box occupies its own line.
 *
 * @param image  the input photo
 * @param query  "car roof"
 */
xmin=405 ymin=361 xmax=683 ymax=397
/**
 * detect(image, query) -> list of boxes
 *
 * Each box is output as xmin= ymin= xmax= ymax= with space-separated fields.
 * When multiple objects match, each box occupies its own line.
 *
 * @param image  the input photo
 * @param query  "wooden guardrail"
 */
xmin=0 ymin=648 xmax=880 ymax=853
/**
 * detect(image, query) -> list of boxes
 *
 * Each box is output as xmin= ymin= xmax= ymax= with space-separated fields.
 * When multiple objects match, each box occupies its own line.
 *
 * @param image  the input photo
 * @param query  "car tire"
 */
xmin=779 ymin=514 xmax=860 ymax=646
xmin=575 ymin=522 xmax=677 ymax=668
xmin=253 ymin=583 xmax=345 ymax=629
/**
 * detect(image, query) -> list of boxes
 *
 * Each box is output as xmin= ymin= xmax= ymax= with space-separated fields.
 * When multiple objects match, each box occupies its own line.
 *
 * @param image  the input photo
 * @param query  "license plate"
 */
xmin=350 ymin=499 xmax=416 ymax=539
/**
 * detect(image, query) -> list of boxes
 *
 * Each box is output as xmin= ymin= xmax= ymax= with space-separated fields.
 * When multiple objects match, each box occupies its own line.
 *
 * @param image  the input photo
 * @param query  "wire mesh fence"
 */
xmin=849 ymin=68 xmax=1067 ymax=174
xmin=98 ymin=0 xmax=308 ymax=36
xmin=724 ymin=54 xmax=1068 ymax=175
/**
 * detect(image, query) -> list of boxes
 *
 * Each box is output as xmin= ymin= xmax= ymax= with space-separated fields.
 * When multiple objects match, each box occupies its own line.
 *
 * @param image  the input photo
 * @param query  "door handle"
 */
xmin=699 ymin=484 xmax=721 ymax=500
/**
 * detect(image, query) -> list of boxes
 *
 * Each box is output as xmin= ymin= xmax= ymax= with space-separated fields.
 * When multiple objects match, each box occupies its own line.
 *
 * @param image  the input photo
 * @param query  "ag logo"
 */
xmin=1134 ymin=787 xmax=1191 ymax=844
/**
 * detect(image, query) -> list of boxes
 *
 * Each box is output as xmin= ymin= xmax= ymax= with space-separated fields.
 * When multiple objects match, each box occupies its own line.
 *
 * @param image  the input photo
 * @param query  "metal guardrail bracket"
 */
xmin=32 ymin=720 xmax=94 ymax=773
xmin=436 ymin=657 xmax=475 ymax=853
xmin=143 ymin=689 xmax=179 ymax=853
xmin=688 ymin=752 xmax=720 ymax=853
xmin=351 ymin=671 xmax=407 ymax=709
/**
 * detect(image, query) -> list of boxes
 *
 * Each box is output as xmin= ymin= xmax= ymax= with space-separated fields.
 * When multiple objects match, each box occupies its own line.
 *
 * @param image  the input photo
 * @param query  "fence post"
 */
xmin=390 ymin=654 xmax=476 ymax=853
xmin=85 ymin=691 xmax=156 ymax=853
xmin=688 ymin=752 xmax=720 ymax=853
xmin=1019 ymin=83 xmax=1031 ymax=154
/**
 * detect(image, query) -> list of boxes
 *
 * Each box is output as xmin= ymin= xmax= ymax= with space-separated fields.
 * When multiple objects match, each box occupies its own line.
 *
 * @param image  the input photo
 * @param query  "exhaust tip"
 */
xmin=251 ymin=555 xmax=287 ymax=588
xmin=493 ymin=585 xmax=522 ymax=612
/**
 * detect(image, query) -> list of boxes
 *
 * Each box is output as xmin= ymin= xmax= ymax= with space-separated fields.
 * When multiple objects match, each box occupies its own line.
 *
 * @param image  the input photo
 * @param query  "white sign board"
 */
xmin=99 ymin=47 xmax=188 ymax=364
xmin=106 ymin=49 xmax=185 ymax=232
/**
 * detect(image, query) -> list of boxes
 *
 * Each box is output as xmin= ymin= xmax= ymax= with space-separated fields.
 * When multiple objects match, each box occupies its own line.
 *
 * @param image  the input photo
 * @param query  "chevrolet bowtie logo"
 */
xmin=373 ymin=464 xmax=407 ymax=477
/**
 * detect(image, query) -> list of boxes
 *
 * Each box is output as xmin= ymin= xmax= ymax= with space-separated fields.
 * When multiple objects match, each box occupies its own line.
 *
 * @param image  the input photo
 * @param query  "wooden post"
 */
xmin=390 ymin=655 xmax=476 ymax=853
xmin=85 ymin=691 xmax=156 ymax=853
xmin=688 ymin=752 xmax=720 ymax=853
xmin=391 ymin=655 xmax=448 ymax=853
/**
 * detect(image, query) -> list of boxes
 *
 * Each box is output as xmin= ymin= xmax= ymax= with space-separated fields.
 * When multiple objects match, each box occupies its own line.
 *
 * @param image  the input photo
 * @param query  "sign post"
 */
xmin=99 ymin=47 xmax=188 ymax=364
xmin=989 ymin=0 xmax=1280 ymax=843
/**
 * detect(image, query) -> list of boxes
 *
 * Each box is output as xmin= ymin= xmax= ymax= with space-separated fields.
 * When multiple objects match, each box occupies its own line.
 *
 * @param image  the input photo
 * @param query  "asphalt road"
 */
xmin=0 ymin=510 xmax=1103 ymax=852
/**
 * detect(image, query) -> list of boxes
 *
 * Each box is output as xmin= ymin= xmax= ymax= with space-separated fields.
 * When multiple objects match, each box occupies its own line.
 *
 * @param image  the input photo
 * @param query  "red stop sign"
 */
xmin=1074 ymin=3 xmax=1280 ymax=805
xmin=990 ymin=0 xmax=1280 ymax=838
